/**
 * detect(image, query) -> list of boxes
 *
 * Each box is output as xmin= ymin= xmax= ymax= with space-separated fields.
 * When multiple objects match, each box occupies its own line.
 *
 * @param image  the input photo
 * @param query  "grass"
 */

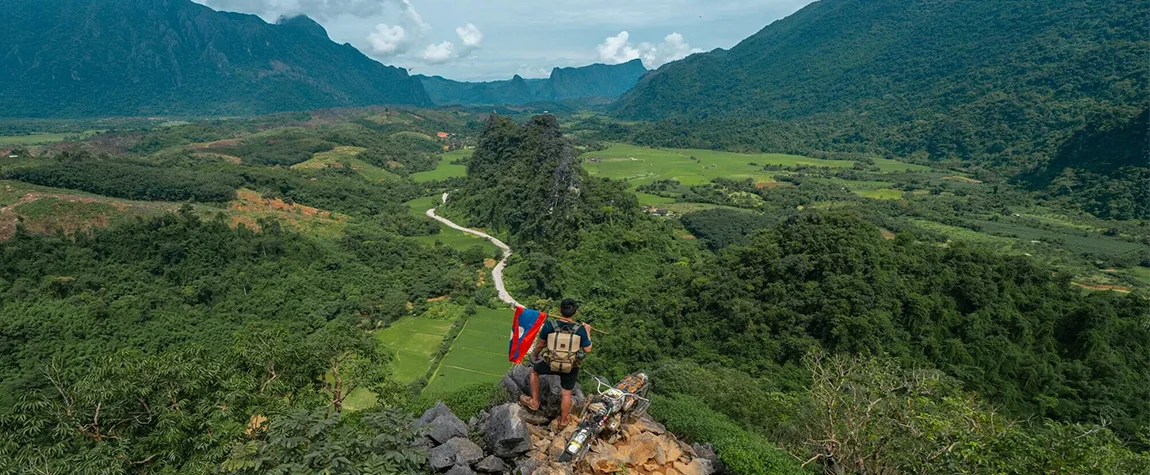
xmin=402 ymin=196 xmax=499 ymax=254
xmin=636 ymin=192 xmax=676 ymax=206
xmin=291 ymin=146 xmax=400 ymax=182
xmin=871 ymin=157 xmax=933 ymax=173
xmin=376 ymin=316 xmax=456 ymax=383
xmin=424 ymin=306 xmax=513 ymax=394
xmin=855 ymin=189 xmax=904 ymax=200
xmin=0 ymin=131 xmax=97 ymax=146
xmin=580 ymin=143 xmax=854 ymax=187
xmin=411 ymin=149 xmax=471 ymax=182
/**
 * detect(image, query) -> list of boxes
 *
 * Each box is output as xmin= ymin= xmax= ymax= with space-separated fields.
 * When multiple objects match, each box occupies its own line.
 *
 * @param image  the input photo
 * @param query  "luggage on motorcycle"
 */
xmin=545 ymin=320 xmax=582 ymax=373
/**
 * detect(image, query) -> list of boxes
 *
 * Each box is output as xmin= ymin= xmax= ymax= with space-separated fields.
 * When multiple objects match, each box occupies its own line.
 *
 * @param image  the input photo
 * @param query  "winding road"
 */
xmin=426 ymin=193 xmax=521 ymax=307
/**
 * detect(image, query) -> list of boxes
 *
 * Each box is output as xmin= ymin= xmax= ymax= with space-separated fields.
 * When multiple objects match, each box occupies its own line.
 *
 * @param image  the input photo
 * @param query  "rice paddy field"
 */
xmin=580 ymin=143 xmax=856 ymax=187
xmin=423 ymin=306 xmax=514 ymax=394
xmin=411 ymin=149 xmax=471 ymax=182
xmin=403 ymin=195 xmax=499 ymax=254
xmin=0 ymin=132 xmax=88 ymax=146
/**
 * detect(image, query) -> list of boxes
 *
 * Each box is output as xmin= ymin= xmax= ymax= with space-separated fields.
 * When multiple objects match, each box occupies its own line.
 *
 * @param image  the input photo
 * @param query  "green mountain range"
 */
xmin=612 ymin=0 xmax=1148 ymax=218
xmin=417 ymin=59 xmax=648 ymax=106
xmin=0 ymin=0 xmax=430 ymax=117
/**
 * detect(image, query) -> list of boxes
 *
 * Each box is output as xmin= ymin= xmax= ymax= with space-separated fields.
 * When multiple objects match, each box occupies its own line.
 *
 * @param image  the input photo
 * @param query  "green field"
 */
xmin=580 ymin=143 xmax=855 ymax=187
xmin=855 ymin=189 xmax=905 ymax=200
xmin=424 ymin=307 xmax=513 ymax=394
xmin=376 ymin=316 xmax=456 ymax=383
xmin=0 ymin=132 xmax=91 ymax=146
xmin=872 ymin=157 xmax=934 ymax=173
xmin=403 ymin=196 xmax=499 ymax=254
xmin=411 ymin=149 xmax=471 ymax=182
xmin=636 ymin=192 xmax=676 ymax=206
xmin=292 ymin=146 xmax=400 ymax=182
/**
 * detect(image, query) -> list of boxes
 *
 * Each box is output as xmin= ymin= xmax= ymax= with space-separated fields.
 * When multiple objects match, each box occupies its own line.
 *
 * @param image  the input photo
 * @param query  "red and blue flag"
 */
xmin=509 ymin=305 xmax=547 ymax=364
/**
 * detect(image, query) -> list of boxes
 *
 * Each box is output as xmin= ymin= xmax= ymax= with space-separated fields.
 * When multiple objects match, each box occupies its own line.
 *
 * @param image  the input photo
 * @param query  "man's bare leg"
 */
xmin=519 ymin=368 xmax=542 ymax=411
xmin=559 ymin=389 xmax=573 ymax=426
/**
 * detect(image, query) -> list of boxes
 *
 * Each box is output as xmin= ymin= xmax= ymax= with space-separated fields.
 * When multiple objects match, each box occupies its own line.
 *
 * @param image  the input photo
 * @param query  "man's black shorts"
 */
xmin=532 ymin=361 xmax=579 ymax=391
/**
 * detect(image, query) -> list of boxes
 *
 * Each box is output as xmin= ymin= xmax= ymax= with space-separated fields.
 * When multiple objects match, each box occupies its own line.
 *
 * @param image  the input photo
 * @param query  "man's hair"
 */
xmin=559 ymin=298 xmax=579 ymax=317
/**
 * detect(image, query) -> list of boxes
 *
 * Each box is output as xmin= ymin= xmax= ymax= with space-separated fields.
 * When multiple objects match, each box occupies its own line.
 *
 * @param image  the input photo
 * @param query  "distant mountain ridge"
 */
xmin=417 ymin=59 xmax=647 ymax=106
xmin=615 ymin=0 xmax=1148 ymax=167
xmin=0 ymin=0 xmax=430 ymax=117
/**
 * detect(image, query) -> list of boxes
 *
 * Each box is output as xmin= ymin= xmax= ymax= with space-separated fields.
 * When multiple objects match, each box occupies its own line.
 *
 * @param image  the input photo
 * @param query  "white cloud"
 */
xmin=597 ymin=30 xmax=703 ymax=68
xmin=420 ymin=41 xmax=457 ymax=64
xmin=456 ymin=23 xmax=483 ymax=49
xmin=367 ymin=24 xmax=411 ymax=56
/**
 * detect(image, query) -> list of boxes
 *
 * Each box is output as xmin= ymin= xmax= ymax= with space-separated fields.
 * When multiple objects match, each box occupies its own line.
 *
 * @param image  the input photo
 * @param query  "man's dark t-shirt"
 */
xmin=538 ymin=319 xmax=591 ymax=349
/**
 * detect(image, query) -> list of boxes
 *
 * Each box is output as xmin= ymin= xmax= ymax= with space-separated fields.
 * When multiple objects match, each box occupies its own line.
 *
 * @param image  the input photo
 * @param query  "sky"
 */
xmin=194 ymin=0 xmax=815 ymax=81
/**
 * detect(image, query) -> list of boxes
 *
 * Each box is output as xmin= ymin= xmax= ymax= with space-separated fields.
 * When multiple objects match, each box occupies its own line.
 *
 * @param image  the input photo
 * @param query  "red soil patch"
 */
xmin=1072 ymin=282 xmax=1131 ymax=293
xmin=880 ymin=229 xmax=897 ymax=240
xmin=755 ymin=181 xmax=784 ymax=189
xmin=437 ymin=132 xmax=449 ymax=139
xmin=681 ymin=234 xmax=696 ymax=239
xmin=230 ymin=189 xmax=331 ymax=218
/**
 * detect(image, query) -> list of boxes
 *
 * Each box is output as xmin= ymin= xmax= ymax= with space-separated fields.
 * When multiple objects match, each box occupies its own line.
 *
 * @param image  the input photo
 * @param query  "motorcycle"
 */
xmin=558 ymin=372 xmax=651 ymax=462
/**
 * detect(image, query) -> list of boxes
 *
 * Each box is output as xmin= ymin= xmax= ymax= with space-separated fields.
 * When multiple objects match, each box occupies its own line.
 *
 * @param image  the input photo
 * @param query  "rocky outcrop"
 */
xmin=484 ymin=403 xmax=533 ymax=458
xmin=418 ymin=368 xmax=719 ymax=475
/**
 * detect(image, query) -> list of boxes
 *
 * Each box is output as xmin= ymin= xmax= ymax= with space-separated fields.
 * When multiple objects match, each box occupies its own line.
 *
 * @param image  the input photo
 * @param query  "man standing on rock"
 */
xmin=519 ymin=298 xmax=592 ymax=426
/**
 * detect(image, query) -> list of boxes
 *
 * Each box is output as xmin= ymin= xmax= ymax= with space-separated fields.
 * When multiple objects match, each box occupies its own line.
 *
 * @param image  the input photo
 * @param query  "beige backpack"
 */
xmin=545 ymin=320 xmax=582 ymax=373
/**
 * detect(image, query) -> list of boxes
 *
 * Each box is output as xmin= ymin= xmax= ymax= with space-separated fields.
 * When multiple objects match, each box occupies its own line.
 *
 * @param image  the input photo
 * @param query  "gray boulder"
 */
xmin=513 ymin=454 xmax=546 ymax=475
xmin=484 ymin=403 xmax=532 ymax=458
xmin=418 ymin=403 xmax=468 ymax=444
xmin=446 ymin=465 xmax=477 ymax=475
xmin=692 ymin=443 xmax=725 ymax=474
xmin=474 ymin=455 xmax=506 ymax=473
xmin=429 ymin=437 xmax=484 ymax=471
xmin=419 ymin=401 xmax=454 ymax=425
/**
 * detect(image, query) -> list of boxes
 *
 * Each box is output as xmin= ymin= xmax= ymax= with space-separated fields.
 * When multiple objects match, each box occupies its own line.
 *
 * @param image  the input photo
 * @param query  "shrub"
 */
xmin=649 ymin=394 xmax=805 ymax=475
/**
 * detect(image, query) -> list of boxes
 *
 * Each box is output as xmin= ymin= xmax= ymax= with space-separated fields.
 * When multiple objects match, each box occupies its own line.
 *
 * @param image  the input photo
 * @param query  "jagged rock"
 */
xmin=429 ymin=413 xmax=469 ymax=444
xmin=507 ymin=365 xmax=532 ymax=394
xmin=485 ymin=403 xmax=533 ymax=458
xmin=633 ymin=416 xmax=665 ymax=435
xmin=417 ymin=401 xmax=469 ymax=444
xmin=585 ymin=443 xmax=629 ymax=474
xmin=623 ymin=431 xmax=661 ymax=465
xmin=446 ymin=464 xmax=478 ymax=475
xmin=688 ymin=458 xmax=716 ymax=475
xmin=691 ymin=443 xmax=723 ymax=474
xmin=531 ymin=462 xmax=573 ymax=475
xmin=546 ymin=433 xmax=568 ymax=459
xmin=514 ymin=453 xmax=546 ymax=475
xmin=430 ymin=437 xmax=484 ymax=471
xmin=501 ymin=374 xmax=525 ymax=400
xmin=475 ymin=455 xmax=506 ymax=473
xmin=657 ymin=435 xmax=683 ymax=465
xmin=419 ymin=401 xmax=454 ymax=425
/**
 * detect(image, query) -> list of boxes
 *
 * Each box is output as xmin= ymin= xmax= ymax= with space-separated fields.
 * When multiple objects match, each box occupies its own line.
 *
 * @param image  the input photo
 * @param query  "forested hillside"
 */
xmin=612 ymin=0 xmax=1149 ymax=218
xmin=0 ymin=0 xmax=430 ymax=117
xmin=418 ymin=59 xmax=647 ymax=106
xmin=448 ymin=115 xmax=1149 ymax=472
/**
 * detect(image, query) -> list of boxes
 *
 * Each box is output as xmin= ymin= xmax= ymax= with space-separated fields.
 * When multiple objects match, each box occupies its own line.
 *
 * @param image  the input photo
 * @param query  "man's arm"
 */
xmin=581 ymin=323 xmax=593 ymax=354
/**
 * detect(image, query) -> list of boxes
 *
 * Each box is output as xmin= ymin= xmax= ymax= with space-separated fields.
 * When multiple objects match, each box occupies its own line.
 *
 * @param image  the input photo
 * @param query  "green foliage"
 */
xmin=403 ymin=382 xmax=509 ymax=421
xmin=679 ymin=209 xmax=777 ymax=250
xmin=4 ymin=152 xmax=240 ymax=202
xmin=453 ymin=115 xmax=639 ymax=251
xmin=649 ymin=393 xmax=806 ymax=475
xmin=221 ymin=407 xmax=427 ymax=474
